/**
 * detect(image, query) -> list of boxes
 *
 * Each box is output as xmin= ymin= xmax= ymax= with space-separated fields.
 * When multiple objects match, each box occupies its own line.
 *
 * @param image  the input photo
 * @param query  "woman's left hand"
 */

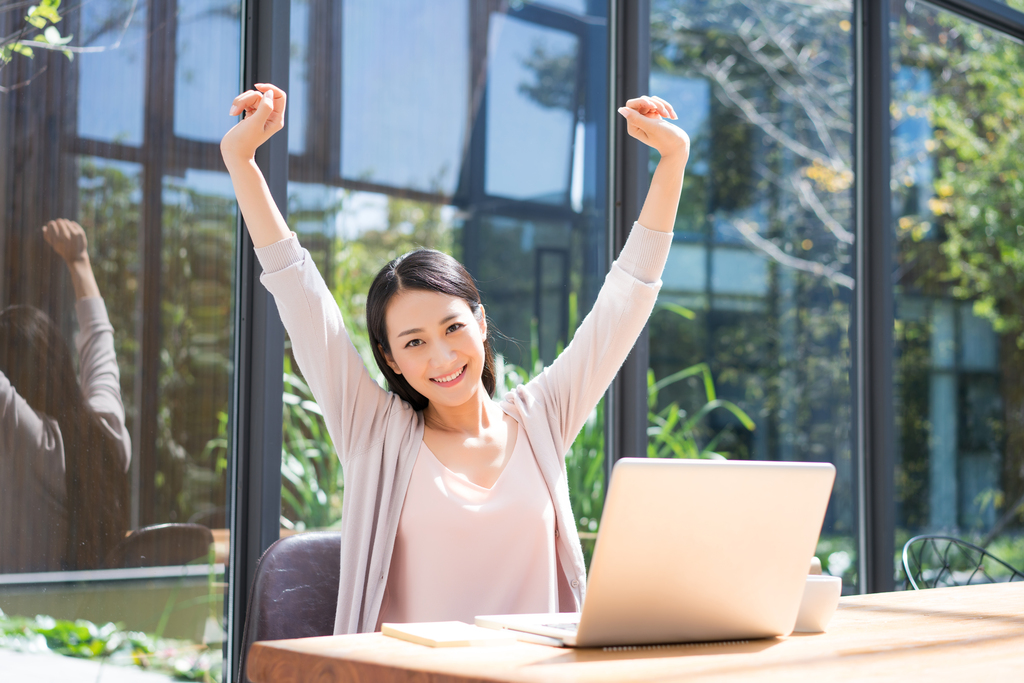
xmin=618 ymin=96 xmax=689 ymax=162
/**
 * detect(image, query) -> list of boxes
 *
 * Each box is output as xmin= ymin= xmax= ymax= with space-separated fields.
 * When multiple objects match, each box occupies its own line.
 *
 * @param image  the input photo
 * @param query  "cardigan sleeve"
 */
xmin=75 ymin=297 xmax=131 ymax=472
xmin=256 ymin=235 xmax=407 ymax=462
xmin=519 ymin=222 xmax=672 ymax=455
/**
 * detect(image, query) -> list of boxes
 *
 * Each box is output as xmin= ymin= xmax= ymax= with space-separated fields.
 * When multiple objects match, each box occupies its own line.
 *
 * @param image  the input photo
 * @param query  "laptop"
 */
xmin=476 ymin=457 xmax=836 ymax=647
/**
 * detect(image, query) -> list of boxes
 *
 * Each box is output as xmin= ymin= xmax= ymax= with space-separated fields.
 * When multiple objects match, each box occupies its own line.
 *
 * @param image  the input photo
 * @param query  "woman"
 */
xmin=0 ymin=219 xmax=131 ymax=572
xmin=221 ymin=85 xmax=689 ymax=633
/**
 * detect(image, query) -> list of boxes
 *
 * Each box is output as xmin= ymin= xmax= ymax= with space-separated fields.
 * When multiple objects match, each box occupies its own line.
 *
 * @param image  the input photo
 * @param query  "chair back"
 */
xmin=237 ymin=531 xmax=342 ymax=683
xmin=902 ymin=534 xmax=1024 ymax=590
xmin=106 ymin=523 xmax=214 ymax=568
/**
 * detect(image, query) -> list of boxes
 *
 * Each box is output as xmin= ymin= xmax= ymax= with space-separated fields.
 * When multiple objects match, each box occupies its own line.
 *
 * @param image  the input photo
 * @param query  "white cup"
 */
xmin=793 ymin=574 xmax=842 ymax=633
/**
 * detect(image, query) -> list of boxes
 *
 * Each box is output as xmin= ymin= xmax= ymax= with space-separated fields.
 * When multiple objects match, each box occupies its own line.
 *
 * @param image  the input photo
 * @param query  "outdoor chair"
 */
xmin=902 ymin=534 xmax=1024 ymax=590
xmin=105 ymin=523 xmax=214 ymax=568
xmin=237 ymin=531 xmax=342 ymax=683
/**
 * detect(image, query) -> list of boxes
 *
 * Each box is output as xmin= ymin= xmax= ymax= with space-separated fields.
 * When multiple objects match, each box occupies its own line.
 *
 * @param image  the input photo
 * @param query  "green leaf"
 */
xmin=658 ymin=301 xmax=696 ymax=320
xmin=12 ymin=43 xmax=34 ymax=58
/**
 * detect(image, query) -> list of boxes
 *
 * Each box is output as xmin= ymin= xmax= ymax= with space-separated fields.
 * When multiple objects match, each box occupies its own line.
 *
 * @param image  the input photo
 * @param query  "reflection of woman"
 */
xmin=222 ymin=85 xmax=688 ymax=633
xmin=0 ymin=219 xmax=131 ymax=572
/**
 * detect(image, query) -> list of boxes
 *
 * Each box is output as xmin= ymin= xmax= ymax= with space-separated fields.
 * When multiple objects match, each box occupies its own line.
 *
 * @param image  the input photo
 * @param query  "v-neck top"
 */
xmin=377 ymin=422 xmax=557 ymax=626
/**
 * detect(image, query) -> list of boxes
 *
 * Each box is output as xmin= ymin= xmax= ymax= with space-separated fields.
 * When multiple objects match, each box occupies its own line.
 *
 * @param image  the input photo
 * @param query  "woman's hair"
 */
xmin=0 ymin=305 xmax=129 ymax=570
xmin=366 ymin=249 xmax=495 ymax=411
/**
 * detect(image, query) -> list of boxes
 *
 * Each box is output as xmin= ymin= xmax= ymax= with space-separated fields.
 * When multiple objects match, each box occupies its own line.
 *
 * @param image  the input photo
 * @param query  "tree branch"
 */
xmin=703 ymin=55 xmax=851 ymax=174
xmin=731 ymin=218 xmax=854 ymax=289
xmin=793 ymin=177 xmax=855 ymax=244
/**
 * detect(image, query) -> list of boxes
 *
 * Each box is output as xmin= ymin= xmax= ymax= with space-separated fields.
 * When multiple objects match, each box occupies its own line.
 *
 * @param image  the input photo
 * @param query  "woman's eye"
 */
xmin=447 ymin=323 xmax=464 ymax=334
xmin=405 ymin=339 xmax=423 ymax=348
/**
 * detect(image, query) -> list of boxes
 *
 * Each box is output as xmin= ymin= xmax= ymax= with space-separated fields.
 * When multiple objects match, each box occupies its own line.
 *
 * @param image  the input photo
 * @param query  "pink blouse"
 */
xmin=377 ymin=422 xmax=558 ymax=626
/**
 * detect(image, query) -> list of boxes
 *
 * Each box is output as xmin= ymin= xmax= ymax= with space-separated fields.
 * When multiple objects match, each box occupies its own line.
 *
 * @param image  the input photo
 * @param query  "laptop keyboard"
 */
xmin=540 ymin=623 xmax=579 ymax=632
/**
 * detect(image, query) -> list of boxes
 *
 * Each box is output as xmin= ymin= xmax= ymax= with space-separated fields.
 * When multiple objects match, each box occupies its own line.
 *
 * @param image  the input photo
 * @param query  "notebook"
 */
xmin=476 ymin=458 xmax=836 ymax=647
xmin=382 ymin=621 xmax=517 ymax=647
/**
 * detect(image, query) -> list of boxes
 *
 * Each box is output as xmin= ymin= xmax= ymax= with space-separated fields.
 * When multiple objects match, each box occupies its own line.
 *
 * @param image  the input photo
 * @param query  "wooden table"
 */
xmin=247 ymin=581 xmax=1024 ymax=682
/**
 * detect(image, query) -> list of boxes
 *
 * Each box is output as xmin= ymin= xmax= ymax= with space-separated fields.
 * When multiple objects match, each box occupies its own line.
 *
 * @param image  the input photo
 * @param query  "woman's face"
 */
xmin=383 ymin=289 xmax=487 ymax=409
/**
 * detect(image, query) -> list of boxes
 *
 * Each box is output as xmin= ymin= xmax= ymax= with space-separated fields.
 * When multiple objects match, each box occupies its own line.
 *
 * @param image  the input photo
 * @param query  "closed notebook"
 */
xmin=382 ymin=621 xmax=518 ymax=647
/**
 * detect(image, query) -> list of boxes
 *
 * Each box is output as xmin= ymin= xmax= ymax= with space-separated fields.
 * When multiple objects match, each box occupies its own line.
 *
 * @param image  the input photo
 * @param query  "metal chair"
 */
xmin=237 ymin=531 xmax=342 ymax=683
xmin=902 ymin=534 xmax=1024 ymax=590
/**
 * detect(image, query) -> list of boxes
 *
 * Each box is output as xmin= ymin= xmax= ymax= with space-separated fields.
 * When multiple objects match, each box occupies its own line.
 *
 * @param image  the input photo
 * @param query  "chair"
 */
xmin=237 ymin=531 xmax=342 ymax=683
xmin=902 ymin=534 xmax=1024 ymax=590
xmin=105 ymin=523 xmax=214 ymax=568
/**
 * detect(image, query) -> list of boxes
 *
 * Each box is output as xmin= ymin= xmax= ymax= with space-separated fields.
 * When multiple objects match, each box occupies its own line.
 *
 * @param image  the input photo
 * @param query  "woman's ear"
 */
xmin=379 ymin=344 xmax=402 ymax=374
xmin=478 ymin=305 xmax=488 ymax=340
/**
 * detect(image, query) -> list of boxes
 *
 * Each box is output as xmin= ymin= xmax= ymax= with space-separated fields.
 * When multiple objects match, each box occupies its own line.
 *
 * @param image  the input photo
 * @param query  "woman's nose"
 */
xmin=430 ymin=341 xmax=457 ymax=366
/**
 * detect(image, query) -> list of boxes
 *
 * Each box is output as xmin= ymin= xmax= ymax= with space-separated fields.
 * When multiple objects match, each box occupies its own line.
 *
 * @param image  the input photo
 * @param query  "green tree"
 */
xmin=895 ymin=3 xmax=1024 ymax=526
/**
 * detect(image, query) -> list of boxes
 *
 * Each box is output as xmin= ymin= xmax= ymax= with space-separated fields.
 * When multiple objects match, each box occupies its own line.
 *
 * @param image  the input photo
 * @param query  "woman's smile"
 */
xmin=431 ymin=365 xmax=467 ymax=386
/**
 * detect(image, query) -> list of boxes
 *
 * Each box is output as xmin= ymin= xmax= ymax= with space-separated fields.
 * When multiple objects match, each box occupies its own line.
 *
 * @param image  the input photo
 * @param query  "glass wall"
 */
xmin=891 ymin=0 xmax=1024 ymax=574
xmin=0 ymin=1 xmax=238 ymax=678
xmin=280 ymin=0 xmax=611 ymax=561
xmin=649 ymin=0 xmax=859 ymax=590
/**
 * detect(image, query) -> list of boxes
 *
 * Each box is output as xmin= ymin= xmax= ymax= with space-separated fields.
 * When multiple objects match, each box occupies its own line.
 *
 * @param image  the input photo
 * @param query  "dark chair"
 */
xmin=902 ymin=534 xmax=1024 ymax=590
xmin=237 ymin=531 xmax=342 ymax=683
xmin=105 ymin=523 xmax=214 ymax=568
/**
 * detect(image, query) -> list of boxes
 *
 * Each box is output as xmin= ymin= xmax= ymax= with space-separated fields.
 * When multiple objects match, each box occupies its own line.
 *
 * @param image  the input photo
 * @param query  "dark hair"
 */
xmin=0 ymin=305 xmax=129 ymax=570
xmin=366 ymin=249 xmax=495 ymax=411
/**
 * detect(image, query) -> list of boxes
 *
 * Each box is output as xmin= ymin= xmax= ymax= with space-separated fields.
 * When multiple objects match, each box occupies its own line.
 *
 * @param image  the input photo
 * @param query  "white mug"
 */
xmin=793 ymin=574 xmax=842 ymax=633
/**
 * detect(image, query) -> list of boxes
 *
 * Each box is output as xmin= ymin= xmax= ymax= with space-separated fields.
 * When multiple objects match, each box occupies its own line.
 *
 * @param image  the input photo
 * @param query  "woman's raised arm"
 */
xmin=617 ymin=95 xmax=690 ymax=233
xmin=220 ymin=84 xmax=291 ymax=248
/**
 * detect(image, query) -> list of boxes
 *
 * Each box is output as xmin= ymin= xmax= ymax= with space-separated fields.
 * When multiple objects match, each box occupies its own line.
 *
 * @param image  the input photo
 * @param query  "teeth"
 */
xmin=433 ymin=366 xmax=464 ymax=383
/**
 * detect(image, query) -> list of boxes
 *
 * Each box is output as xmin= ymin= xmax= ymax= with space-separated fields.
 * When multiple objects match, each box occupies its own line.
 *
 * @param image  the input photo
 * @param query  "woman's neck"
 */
xmin=422 ymin=382 xmax=498 ymax=435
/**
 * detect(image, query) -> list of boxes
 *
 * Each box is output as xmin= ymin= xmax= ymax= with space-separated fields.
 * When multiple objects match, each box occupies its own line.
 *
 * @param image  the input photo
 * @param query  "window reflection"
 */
xmin=892 ymin=0 xmax=1024 ymax=567
xmin=341 ymin=0 xmax=469 ymax=194
xmin=650 ymin=0 xmax=857 ymax=589
xmin=173 ymin=0 xmax=242 ymax=142
xmin=485 ymin=13 xmax=579 ymax=203
xmin=0 ymin=0 xmax=237 ymax=675
xmin=76 ymin=0 xmax=148 ymax=146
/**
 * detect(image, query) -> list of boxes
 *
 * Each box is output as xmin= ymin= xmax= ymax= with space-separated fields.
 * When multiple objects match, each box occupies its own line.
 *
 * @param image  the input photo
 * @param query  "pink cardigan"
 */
xmin=256 ymin=222 xmax=671 ymax=633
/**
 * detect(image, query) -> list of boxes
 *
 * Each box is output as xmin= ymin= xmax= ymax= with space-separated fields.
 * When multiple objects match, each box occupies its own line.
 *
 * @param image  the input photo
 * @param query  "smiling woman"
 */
xmin=221 ymin=82 xmax=689 ymax=633
xmin=366 ymin=248 xmax=495 ymax=414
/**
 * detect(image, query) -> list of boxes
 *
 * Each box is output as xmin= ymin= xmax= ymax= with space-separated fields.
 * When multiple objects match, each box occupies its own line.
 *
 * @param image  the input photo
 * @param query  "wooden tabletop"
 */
xmin=247 ymin=581 xmax=1024 ymax=682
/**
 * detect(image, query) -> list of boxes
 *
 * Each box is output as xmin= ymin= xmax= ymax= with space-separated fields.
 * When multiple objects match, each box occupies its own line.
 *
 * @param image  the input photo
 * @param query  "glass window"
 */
xmin=650 ymin=0 xmax=858 ymax=590
xmin=484 ymin=13 xmax=579 ymax=204
xmin=284 ymin=0 xmax=609 ymax=565
xmin=76 ymin=0 xmax=148 ymax=145
xmin=341 ymin=0 xmax=469 ymax=195
xmin=892 ymin=0 xmax=1024 ymax=572
xmin=1 ymin=1 xmax=238 ymax=678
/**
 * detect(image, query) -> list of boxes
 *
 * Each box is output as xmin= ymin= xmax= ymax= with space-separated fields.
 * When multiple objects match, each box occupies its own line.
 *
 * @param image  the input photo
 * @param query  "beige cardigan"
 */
xmin=255 ymin=222 xmax=671 ymax=634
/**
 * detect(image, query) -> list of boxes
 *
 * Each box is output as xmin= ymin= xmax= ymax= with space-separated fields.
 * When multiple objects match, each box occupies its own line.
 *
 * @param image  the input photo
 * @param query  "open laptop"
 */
xmin=476 ymin=457 xmax=836 ymax=647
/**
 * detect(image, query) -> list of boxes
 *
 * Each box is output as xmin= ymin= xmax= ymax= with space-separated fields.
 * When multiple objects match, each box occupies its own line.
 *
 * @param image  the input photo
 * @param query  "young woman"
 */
xmin=0 ymin=219 xmax=131 ymax=572
xmin=221 ymin=85 xmax=689 ymax=634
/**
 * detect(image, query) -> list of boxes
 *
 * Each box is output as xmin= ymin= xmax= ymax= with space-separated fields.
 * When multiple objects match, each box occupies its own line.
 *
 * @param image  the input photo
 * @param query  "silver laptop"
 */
xmin=476 ymin=457 xmax=836 ymax=647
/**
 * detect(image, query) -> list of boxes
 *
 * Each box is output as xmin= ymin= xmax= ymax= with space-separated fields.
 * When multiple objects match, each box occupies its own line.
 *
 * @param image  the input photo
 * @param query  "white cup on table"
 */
xmin=793 ymin=574 xmax=842 ymax=633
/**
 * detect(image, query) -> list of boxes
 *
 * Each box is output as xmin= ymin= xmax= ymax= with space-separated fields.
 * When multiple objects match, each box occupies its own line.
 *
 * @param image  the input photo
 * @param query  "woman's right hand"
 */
xmin=220 ymin=83 xmax=287 ymax=164
xmin=42 ymin=218 xmax=89 ymax=265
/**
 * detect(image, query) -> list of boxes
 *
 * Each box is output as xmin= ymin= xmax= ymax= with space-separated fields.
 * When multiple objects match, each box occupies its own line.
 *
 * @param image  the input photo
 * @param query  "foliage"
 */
xmin=0 ymin=0 xmax=74 ymax=68
xmin=280 ymin=352 xmax=343 ymax=531
xmin=893 ymin=2 xmax=1024 ymax=522
xmin=652 ymin=0 xmax=855 ymax=289
xmin=78 ymin=158 xmax=235 ymax=528
xmin=0 ymin=609 xmax=221 ymax=682
xmin=648 ymin=362 xmax=755 ymax=459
